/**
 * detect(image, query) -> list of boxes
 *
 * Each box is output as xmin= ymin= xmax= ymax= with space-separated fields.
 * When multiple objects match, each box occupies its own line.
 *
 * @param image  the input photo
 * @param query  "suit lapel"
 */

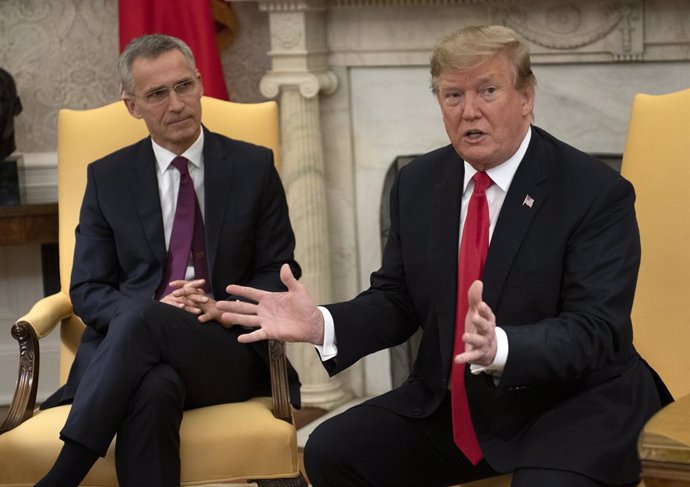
xmin=428 ymin=149 xmax=465 ymax=370
xmin=482 ymin=129 xmax=548 ymax=310
xmin=202 ymin=129 xmax=233 ymax=284
xmin=127 ymin=139 xmax=166 ymax=268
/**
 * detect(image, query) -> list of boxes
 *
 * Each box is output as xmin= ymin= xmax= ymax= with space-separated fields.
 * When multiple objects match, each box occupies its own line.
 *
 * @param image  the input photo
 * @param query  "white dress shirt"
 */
xmin=317 ymin=128 xmax=533 ymax=379
xmin=152 ymin=131 xmax=205 ymax=281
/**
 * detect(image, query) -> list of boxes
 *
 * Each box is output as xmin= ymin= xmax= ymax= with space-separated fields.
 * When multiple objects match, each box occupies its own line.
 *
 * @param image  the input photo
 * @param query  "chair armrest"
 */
xmin=267 ymin=340 xmax=292 ymax=423
xmin=639 ymin=393 xmax=690 ymax=484
xmin=18 ymin=291 xmax=73 ymax=338
xmin=0 ymin=292 xmax=73 ymax=434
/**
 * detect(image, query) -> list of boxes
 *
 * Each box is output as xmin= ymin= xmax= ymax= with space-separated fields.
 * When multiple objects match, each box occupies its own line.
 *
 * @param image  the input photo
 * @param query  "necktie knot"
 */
xmin=171 ymin=156 xmax=190 ymax=178
xmin=472 ymin=171 xmax=492 ymax=194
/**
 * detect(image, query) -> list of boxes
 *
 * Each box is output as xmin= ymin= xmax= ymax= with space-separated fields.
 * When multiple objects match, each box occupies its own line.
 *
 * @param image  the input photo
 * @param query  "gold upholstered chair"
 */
xmin=0 ymin=97 xmax=306 ymax=487
xmin=620 ymin=88 xmax=690 ymax=484
xmin=621 ymin=88 xmax=690 ymax=402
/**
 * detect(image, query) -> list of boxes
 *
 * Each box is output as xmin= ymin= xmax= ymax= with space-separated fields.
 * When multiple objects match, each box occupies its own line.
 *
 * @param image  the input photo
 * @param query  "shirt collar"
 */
xmin=152 ymin=130 xmax=205 ymax=173
xmin=463 ymin=126 xmax=532 ymax=194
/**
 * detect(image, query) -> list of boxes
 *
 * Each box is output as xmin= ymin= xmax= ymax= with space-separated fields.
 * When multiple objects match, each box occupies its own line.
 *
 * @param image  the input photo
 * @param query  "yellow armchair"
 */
xmin=0 ymin=97 xmax=306 ymax=487
xmin=621 ymin=88 xmax=690 ymax=485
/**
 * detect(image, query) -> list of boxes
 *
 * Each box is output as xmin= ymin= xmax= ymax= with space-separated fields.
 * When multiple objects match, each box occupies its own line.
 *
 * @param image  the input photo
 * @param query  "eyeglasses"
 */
xmin=130 ymin=78 xmax=198 ymax=106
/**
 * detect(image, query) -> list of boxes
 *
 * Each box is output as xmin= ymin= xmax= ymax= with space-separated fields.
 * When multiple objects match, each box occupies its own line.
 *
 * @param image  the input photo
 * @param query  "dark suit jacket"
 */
xmin=325 ymin=126 xmax=666 ymax=484
xmin=42 ymin=127 xmax=301 ymax=409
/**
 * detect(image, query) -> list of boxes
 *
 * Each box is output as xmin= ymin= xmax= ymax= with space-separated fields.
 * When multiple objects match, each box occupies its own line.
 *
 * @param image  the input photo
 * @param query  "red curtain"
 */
xmin=118 ymin=0 xmax=229 ymax=100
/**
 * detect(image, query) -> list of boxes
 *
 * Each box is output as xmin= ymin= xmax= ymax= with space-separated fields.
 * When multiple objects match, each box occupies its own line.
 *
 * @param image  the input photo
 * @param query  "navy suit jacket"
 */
xmin=325 ymin=126 xmax=667 ymax=484
xmin=43 ymin=127 xmax=301 ymax=409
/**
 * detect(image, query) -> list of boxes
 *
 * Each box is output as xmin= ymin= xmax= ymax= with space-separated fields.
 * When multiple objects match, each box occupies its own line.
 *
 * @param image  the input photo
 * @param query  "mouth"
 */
xmin=464 ymin=129 xmax=485 ymax=140
xmin=168 ymin=116 xmax=191 ymax=126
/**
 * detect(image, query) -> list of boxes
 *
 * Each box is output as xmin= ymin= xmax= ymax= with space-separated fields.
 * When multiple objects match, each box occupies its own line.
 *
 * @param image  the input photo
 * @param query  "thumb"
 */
xmin=280 ymin=263 xmax=299 ymax=291
xmin=467 ymin=280 xmax=484 ymax=310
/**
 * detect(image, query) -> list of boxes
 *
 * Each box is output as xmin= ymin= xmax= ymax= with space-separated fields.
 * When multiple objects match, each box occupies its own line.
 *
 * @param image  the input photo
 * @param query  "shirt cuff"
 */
xmin=470 ymin=326 xmax=508 ymax=377
xmin=315 ymin=306 xmax=338 ymax=361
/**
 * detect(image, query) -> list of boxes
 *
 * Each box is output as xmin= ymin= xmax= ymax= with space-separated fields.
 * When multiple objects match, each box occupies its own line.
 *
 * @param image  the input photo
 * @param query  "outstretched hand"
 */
xmin=454 ymin=280 xmax=497 ymax=367
xmin=215 ymin=264 xmax=325 ymax=345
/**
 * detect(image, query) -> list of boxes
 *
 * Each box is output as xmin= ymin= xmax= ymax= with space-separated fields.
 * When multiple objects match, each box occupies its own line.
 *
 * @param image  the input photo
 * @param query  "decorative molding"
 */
xmin=492 ymin=0 xmax=644 ymax=61
xmin=273 ymin=16 xmax=305 ymax=49
xmin=257 ymin=0 xmax=327 ymax=13
xmin=332 ymin=0 xmax=518 ymax=6
xmin=260 ymin=70 xmax=338 ymax=98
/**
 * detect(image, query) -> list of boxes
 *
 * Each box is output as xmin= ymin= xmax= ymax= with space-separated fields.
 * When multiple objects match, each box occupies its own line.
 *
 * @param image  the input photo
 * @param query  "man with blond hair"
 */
xmin=211 ymin=25 xmax=669 ymax=487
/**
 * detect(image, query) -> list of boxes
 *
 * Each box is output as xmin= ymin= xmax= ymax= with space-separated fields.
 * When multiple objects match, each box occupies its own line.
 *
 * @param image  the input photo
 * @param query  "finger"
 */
xmin=198 ymin=312 xmax=215 ymax=323
xmin=185 ymin=294 xmax=210 ymax=304
xmin=237 ymin=328 xmax=269 ymax=344
xmin=225 ymin=283 xmax=268 ymax=303
xmin=187 ymin=278 xmax=206 ymax=287
xmin=475 ymin=300 xmax=495 ymax=323
xmin=219 ymin=311 xmax=261 ymax=328
xmin=216 ymin=299 xmax=258 ymax=314
xmin=160 ymin=295 xmax=184 ymax=308
xmin=463 ymin=331 xmax=488 ymax=349
xmin=167 ymin=280 xmax=189 ymax=291
xmin=454 ymin=349 xmax=487 ymax=365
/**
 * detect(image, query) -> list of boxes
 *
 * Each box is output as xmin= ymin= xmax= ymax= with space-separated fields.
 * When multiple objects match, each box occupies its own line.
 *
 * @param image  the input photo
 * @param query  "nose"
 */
xmin=167 ymin=89 xmax=185 ymax=111
xmin=462 ymin=93 xmax=480 ymax=120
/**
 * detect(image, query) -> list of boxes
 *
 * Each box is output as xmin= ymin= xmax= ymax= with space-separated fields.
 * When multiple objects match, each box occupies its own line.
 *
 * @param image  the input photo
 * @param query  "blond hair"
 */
xmin=430 ymin=25 xmax=536 ymax=95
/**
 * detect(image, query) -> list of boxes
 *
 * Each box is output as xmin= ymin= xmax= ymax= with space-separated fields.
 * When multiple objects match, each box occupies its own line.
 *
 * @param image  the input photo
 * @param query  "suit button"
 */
xmin=412 ymin=408 xmax=423 ymax=417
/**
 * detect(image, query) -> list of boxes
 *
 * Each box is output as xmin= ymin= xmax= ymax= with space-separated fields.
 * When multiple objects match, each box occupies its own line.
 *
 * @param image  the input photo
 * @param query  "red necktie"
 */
xmin=450 ymin=171 xmax=493 ymax=465
xmin=156 ymin=156 xmax=209 ymax=299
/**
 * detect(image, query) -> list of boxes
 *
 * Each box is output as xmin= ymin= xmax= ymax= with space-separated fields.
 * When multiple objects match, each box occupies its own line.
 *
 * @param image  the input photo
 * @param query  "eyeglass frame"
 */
xmin=123 ymin=77 xmax=201 ymax=106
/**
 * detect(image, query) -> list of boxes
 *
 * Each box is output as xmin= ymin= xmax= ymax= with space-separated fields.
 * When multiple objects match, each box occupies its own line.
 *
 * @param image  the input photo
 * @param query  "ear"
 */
xmin=196 ymin=70 xmax=204 ymax=98
xmin=123 ymin=96 xmax=142 ymax=119
xmin=521 ymin=85 xmax=536 ymax=117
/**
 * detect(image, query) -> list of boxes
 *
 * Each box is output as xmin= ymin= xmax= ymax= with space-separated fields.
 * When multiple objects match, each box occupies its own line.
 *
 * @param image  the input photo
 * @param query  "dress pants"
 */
xmin=303 ymin=392 xmax=638 ymax=487
xmin=60 ymin=297 xmax=264 ymax=487
xmin=304 ymin=393 xmax=498 ymax=487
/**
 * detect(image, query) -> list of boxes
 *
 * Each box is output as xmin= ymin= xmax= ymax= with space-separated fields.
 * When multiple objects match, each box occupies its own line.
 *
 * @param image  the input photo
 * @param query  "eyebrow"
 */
xmin=143 ymin=78 xmax=194 ymax=94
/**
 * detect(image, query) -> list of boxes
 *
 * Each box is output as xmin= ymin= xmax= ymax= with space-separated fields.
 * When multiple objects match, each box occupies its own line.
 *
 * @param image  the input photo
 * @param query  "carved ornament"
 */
xmin=260 ymin=70 xmax=338 ymax=99
xmin=493 ymin=0 xmax=643 ymax=60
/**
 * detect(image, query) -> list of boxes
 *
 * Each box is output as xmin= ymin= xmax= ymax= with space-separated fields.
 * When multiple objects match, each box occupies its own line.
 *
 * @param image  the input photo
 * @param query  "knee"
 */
xmin=129 ymin=364 xmax=186 ymax=416
xmin=303 ymin=418 xmax=354 ymax=485
xmin=109 ymin=298 xmax=168 ymax=339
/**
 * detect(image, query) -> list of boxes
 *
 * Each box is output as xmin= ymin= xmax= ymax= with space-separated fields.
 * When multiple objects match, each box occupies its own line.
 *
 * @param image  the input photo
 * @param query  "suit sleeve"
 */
xmin=69 ymin=163 xmax=130 ymax=334
xmin=499 ymin=174 xmax=640 ymax=388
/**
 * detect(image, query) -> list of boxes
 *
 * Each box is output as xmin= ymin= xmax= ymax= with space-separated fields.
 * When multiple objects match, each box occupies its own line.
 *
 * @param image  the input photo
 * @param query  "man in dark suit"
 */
xmin=35 ymin=34 xmax=300 ymax=487
xmin=213 ymin=25 xmax=669 ymax=487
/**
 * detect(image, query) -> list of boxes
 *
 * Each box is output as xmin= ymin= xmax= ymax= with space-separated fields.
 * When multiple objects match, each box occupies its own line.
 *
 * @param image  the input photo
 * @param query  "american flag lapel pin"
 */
xmin=522 ymin=194 xmax=534 ymax=208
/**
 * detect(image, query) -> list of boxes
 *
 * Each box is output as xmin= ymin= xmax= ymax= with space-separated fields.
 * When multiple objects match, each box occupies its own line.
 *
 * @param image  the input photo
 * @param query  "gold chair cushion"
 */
xmin=0 ymin=397 xmax=299 ymax=486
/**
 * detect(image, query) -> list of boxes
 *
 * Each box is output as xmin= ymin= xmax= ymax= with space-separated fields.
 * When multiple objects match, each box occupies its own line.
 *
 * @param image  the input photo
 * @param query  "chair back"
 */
xmin=620 ymin=88 xmax=690 ymax=399
xmin=56 ymin=97 xmax=280 ymax=383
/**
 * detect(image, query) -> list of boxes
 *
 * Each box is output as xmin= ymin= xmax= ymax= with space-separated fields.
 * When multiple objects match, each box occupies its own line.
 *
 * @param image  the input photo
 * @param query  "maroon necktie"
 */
xmin=156 ymin=156 xmax=209 ymax=299
xmin=450 ymin=171 xmax=493 ymax=465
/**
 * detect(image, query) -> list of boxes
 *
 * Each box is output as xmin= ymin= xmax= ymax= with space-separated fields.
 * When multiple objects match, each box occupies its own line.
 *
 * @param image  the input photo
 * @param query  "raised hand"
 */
xmin=454 ymin=280 xmax=498 ymax=367
xmin=216 ymin=263 xmax=325 ymax=345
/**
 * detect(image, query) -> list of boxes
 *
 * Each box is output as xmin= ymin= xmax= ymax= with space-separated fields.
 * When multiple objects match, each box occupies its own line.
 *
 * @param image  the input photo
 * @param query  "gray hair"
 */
xmin=118 ymin=34 xmax=196 ymax=95
xmin=430 ymin=25 xmax=536 ymax=95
